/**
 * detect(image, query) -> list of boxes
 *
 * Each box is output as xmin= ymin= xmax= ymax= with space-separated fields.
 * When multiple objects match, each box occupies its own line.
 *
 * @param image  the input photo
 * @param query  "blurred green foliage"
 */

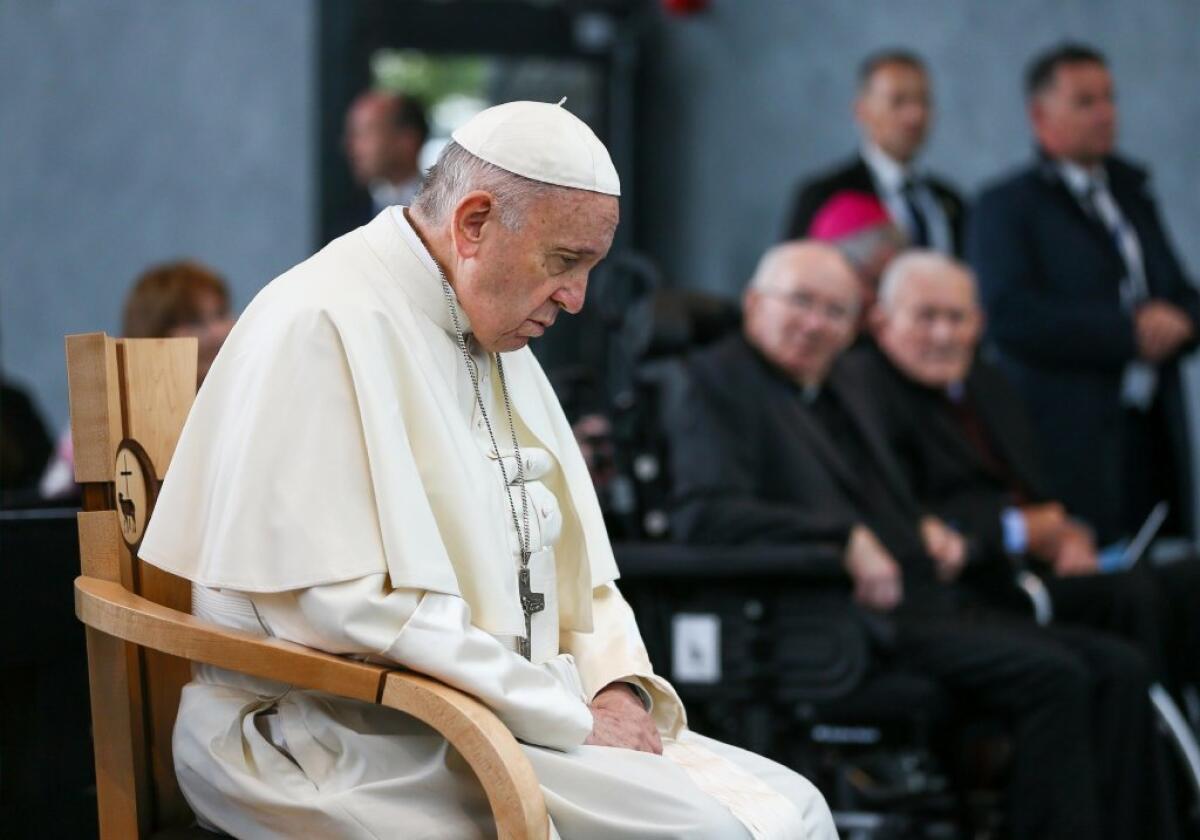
xmin=371 ymin=50 xmax=487 ymax=103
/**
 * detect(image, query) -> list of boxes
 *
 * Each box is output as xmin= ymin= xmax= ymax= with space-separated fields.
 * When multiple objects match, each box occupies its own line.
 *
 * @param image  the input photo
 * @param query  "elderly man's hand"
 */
xmin=1051 ymin=521 xmax=1099 ymax=577
xmin=919 ymin=515 xmax=967 ymax=581
xmin=1136 ymin=301 xmax=1196 ymax=363
xmin=584 ymin=683 xmax=662 ymax=754
xmin=1021 ymin=502 xmax=1068 ymax=560
xmin=845 ymin=525 xmax=903 ymax=611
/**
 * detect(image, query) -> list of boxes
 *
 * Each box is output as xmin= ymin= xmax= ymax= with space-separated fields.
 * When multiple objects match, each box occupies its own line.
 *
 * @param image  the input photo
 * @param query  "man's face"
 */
xmin=344 ymin=97 xmax=418 ymax=186
xmin=1031 ymin=62 xmax=1117 ymax=165
xmin=856 ymin=62 xmax=931 ymax=164
xmin=874 ymin=267 xmax=982 ymax=387
xmin=453 ymin=189 xmax=619 ymax=353
xmin=744 ymin=251 xmax=861 ymax=385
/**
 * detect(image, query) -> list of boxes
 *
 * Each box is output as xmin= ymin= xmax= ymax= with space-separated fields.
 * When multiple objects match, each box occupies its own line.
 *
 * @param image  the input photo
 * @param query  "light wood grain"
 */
xmin=77 ymin=511 xmax=124 ymax=582
xmin=138 ymin=565 xmax=194 ymax=828
xmin=76 ymin=577 xmax=389 ymax=702
xmin=67 ymin=333 xmax=123 ymax=483
xmin=76 ymin=578 xmax=549 ymax=839
xmin=118 ymin=338 xmax=197 ymax=479
xmin=381 ymin=672 xmax=549 ymax=840
xmin=85 ymin=625 xmax=152 ymax=839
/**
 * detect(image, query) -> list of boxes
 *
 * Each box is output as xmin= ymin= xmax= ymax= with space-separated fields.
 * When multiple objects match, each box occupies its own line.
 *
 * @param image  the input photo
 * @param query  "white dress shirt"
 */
xmin=862 ymin=142 xmax=953 ymax=254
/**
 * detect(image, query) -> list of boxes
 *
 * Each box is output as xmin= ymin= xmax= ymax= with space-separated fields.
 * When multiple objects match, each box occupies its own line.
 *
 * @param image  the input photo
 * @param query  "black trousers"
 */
xmin=1044 ymin=558 xmax=1200 ymax=695
xmin=891 ymin=612 xmax=1173 ymax=840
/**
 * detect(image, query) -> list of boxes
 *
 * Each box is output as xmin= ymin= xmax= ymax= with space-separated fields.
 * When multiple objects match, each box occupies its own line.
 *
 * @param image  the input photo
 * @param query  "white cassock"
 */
xmin=140 ymin=208 xmax=836 ymax=840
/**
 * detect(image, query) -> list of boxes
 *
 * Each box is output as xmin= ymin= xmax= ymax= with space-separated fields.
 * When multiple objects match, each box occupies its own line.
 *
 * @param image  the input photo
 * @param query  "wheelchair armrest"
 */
xmin=1014 ymin=571 xmax=1054 ymax=626
xmin=615 ymin=542 xmax=848 ymax=584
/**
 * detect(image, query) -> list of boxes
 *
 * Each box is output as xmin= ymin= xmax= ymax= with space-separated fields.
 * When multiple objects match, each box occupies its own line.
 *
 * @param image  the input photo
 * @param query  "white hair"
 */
xmin=835 ymin=224 xmax=906 ymax=272
xmin=877 ymin=249 xmax=977 ymax=311
xmin=410 ymin=140 xmax=570 ymax=230
xmin=749 ymin=240 xmax=854 ymax=291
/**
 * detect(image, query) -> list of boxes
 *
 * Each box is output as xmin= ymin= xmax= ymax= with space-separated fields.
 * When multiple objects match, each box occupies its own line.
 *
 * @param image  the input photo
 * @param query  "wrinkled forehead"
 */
xmin=773 ymin=253 xmax=861 ymax=302
xmin=899 ymin=268 xmax=978 ymax=311
xmin=530 ymin=189 xmax=619 ymax=249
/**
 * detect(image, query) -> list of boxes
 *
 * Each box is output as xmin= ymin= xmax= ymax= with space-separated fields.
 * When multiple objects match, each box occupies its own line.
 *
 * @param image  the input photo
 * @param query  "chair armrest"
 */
xmin=75 ymin=576 xmax=387 ymax=701
xmin=74 ymin=576 xmax=549 ymax=840
xmin=380 ymin=672 xmax=548 ymax=840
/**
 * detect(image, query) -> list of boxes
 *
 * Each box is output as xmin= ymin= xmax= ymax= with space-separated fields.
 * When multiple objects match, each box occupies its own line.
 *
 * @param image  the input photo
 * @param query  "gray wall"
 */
xmin=640 ymin=0 xmax=1200 ymax=537
xmin=0 ymin=0 xmax=316 ymax=431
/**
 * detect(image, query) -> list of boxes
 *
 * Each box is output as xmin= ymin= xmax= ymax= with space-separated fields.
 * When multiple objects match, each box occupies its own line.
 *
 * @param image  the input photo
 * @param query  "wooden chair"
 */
xmin=67 ymin=332 xmax=548 ymax=839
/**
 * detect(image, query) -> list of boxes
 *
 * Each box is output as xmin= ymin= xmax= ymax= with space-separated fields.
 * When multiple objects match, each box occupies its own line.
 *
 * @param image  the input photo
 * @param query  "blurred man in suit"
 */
xmin=969 ymin=43 xmax=1200 ymax=545
xmin=670 ymin=241 xmax=1176 ymax=840
xmin=783 ymin=50 xmax=965 ymax=255
xmin=338 ymin=91 xmax=430 ymax=234
xmin=855 ymin=250 xmax=1200 ymax=701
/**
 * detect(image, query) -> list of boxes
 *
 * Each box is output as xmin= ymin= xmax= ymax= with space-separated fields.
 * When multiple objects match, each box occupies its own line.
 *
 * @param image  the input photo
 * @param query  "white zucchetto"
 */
xmin=451 ymin=100 xmax=621 ymax=197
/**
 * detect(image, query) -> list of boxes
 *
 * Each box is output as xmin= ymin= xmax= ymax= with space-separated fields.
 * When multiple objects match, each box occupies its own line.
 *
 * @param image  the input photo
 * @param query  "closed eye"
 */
xmin=550 ymin=254 xmax=580 ymax=274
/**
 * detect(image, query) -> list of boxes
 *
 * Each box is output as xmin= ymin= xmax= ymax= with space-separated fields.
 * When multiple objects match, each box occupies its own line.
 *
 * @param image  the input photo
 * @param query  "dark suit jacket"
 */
xmin=843 ymin=344 xmax=1054 ymax=577
xmin=782 ymin=154 xmax=967 ymax=255
xmin=968 ymin=153 xmax=1200 ymax=542
xmin=330 ymin=191 xmax=376 ymax=241
xmin=669 ymin=335 xmax=940 ymax=593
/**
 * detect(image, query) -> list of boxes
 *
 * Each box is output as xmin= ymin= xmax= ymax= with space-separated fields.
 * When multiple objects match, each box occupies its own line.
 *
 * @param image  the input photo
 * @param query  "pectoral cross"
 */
xmin=516 ymin=566 xmax=544 ymax=661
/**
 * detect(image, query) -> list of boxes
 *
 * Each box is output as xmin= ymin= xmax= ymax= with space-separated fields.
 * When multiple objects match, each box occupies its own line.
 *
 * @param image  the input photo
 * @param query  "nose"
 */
xmin=552 ymin=276 xmax=587 ymax=315
xmin=929 ymin=316 xmax=954 ymax=344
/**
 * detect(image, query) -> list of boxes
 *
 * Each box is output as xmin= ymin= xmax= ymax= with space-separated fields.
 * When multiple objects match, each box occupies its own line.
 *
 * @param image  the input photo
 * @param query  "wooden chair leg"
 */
xmin=85 ymin=626 xmax=152 ymax=839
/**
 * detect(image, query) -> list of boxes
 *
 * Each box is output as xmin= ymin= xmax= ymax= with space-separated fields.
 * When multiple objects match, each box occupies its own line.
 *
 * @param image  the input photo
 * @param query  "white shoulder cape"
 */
xmin=140 ymin=210 xmax=618 ymax=636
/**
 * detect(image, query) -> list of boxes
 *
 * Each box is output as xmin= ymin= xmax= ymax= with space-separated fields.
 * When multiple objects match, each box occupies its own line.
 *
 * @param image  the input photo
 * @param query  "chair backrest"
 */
xmin=67 ymin=332 xmax=199 ymax=837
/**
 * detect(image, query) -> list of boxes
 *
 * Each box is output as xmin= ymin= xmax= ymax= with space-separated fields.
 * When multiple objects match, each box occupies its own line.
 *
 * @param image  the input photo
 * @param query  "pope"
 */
xmin=141 ymin=101 xmax=836 ymax=839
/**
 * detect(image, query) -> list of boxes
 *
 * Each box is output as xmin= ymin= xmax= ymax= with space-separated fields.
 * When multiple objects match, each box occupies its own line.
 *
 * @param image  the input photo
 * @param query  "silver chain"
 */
xmin=437 ymin=270 xmax=531 ymax=568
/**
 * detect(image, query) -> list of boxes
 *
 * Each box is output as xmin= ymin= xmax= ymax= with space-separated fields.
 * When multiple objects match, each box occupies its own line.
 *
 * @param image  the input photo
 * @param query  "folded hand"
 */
xmin=585 ymin=683 xmax=662 ymax=754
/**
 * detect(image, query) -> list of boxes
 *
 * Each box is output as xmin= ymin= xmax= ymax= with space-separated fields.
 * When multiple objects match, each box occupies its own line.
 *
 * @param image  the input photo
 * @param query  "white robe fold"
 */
xmin=149 ymin=208 xmax=836 ymax=839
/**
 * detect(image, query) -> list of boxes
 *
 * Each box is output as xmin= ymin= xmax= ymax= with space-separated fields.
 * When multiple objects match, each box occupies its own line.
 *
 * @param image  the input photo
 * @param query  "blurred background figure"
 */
xmin=5 ymin=5 xmax=1200 ymax=837
xmin=38 ymin=260 xmax=234 ymax=500
xmin=122 ymin=259 xmax=235 ymax=386
xmin=0 ymin=376 xmax=53 ymax=507
xmin=339 ymin=91 xmax=430 ymax=234
xmin=807 ymin=190 xmax=906 ymax=318
xmin=969 ymin=43 xmax=1200 ymax=546
xmin=783 ymin=49 xmax=966 ymax=255
xmin=858 ymin=251 xmax=1200 ymax=702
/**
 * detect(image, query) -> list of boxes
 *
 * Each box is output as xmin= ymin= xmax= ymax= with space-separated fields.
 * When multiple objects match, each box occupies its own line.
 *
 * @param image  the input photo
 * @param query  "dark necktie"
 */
xmin=900 ymin=179 xmax=930 ymax=247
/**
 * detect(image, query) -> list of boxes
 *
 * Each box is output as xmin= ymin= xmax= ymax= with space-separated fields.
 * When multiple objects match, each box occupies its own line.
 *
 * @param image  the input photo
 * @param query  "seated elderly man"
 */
xmin=856 ymin=250 xmax=1200 ymax=704
xmin=669 ymin=240 xmax=1175 ymax=840
xmin=140 ymin=101 xmax=834 ymax=839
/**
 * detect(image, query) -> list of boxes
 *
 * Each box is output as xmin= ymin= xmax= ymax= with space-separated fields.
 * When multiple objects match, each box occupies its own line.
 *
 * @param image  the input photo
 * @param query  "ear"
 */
xmin=867 ymin=303 xmax=887 ymax=338
xmin=969 ymin=306 xmax=986 ymax=345
xmin=742 ymin=288 xmax=759 ymax=316
xmin=1027 ymin=98 xmax=1046 ymax=136
xmin=835 ymin=320 xmax=860 ymax=356
xmin=852 ymin=93 xmax=867 ymax=126
xmin=451 ymin=191 xmax=498 ymax=259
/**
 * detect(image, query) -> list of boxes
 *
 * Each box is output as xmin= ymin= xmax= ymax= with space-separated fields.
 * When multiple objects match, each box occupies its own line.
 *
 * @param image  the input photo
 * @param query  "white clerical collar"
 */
xmin=862 ymin=141 xmax=915 ymax=191
xmin=385 ymin=206 xmax=473 ymax=335
xmin=1056 ymin=159 xmax=1106 ymax=198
